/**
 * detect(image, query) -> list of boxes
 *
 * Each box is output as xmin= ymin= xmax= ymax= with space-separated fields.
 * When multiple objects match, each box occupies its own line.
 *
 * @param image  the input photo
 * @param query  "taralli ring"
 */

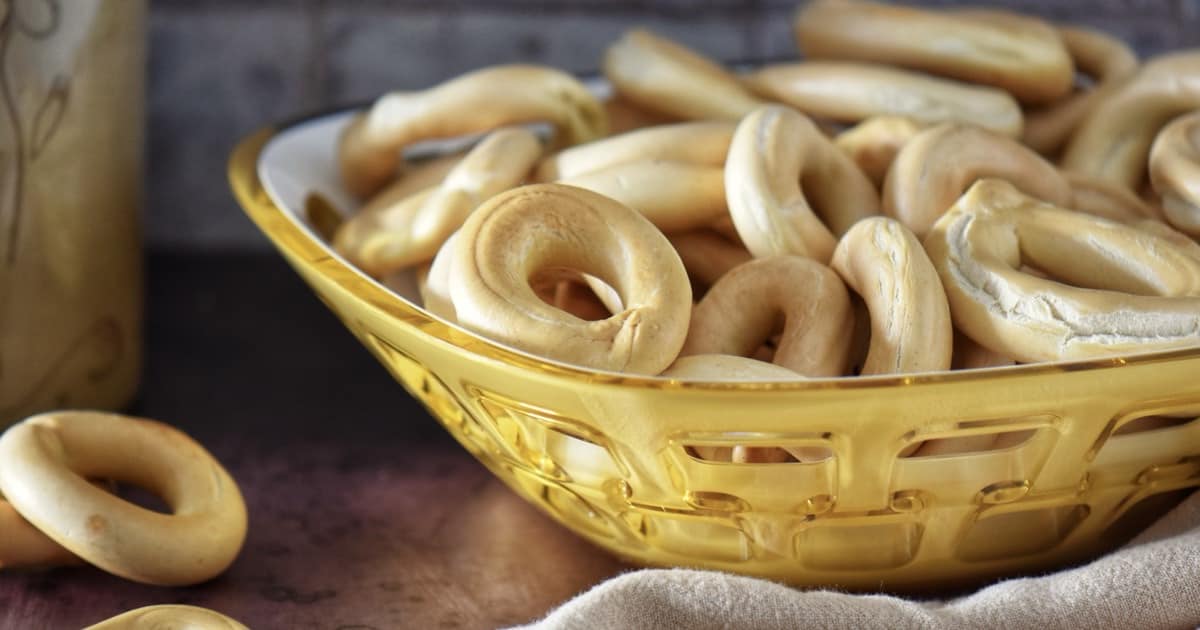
xmin=883 ymin=122 xmax=1071 ymax=237
xmin=449 ymin=183 xmax=692 ymax=374
xmin=85 ymin=605 xmax=248 ymax=630
xmin=604 ymin=29 xmax=762 ymax=121
xmin=793 ymin=0 xmax=1074 ymax=104
xmin=924 ymin=179 xmax=1200 ymax=363
xmin=725 ymin=105 xmax=880 ymax=262
xmin=334 ymin=127 xmax=543 ymax=276
xmin=681 ymin=256 xmax=853 ymax=376
xmin=535 ymin=120 xmax=734 ymax=182
xmin=1062 ymin=51 xmax=1200 ymax=189
xmin=560 ymin=161 xmax=727 ymax=233
xmin=1022 ymin=26 xmax=1139 ymax=155
xmin=1 ymin=497 xmax=78 ymax=569
xmin=338 ymin=64 xmax=605 ymax=198
xmin=0 ymin=412 xmax=248 ymax=586
xmin=830 ymin=217 xmax=953 ymax=375
xmin=744 ymin=61 xmax=1022 ymax=136
xmin=661 ymin=354 xmax=804 ymax=382
xmin=1149 ymin=110 xmax=1200 ymax=237
xmin=834 ymin=116 xmax=924 ymax=187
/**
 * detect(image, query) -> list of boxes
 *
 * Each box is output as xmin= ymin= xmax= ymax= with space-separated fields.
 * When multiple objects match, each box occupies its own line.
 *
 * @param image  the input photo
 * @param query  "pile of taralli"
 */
xmin=334 ymin=0 xmax=1200 ymax=384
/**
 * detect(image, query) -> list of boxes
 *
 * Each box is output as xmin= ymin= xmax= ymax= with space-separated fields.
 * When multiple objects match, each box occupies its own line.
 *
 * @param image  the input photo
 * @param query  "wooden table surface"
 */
xmin=0 ymin=254 xmax=627 ymax=630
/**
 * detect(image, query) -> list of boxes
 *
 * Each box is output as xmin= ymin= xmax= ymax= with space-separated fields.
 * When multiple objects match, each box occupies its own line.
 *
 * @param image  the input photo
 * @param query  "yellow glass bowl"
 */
xmin=229 ymin=113 xmax=1200 ymax=592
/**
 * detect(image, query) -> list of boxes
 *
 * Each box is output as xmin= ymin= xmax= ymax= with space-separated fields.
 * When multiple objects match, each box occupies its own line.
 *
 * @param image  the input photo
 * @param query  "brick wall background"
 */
xmin=148 ymin=0 xmax=1200 ymax=250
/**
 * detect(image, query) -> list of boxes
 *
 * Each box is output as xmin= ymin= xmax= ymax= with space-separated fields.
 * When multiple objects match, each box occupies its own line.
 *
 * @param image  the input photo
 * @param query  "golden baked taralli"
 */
xmin=744 ymin=62 xmax=1022 ymax=136
xmin=604 ymin=29 xmax=762 ymax=121
xmin=560 ymin=161 xmax=727 ymax=232
xmin=1 ymin=497 xmax=78 ymax=569
xmin=681 ymin=256 xmax=853 ymax=376
xmin=85 ymin=605 xmax=248 ymax=630
xmin=1022 ymin=26 xmax=1139 ymax=155
xmin=793 ymin=0 xmax=1074 ymax=104
xmin=334 ymin=127 xmax=542 ymax=276
xmin=1062 ymin=50 xmax=1200 ymax=189
xmin=667 ymin=230 xmax=752 ymax=295
xmin=0 ymin=412 xmax=247 ymax=586
xmin=831 ymin=217 xmax=953 ymax=375
xmin=834 ymin=116 xmax=924 ymax=187
xmin=535 ymin=120 xmax=734 ymax=182
xmin=661 ymin=354 xmax=804 ymax=381
xmin=1149 ymin=110 xmax=1200 ymax=237
xmin=725 ymin=105 xmax=879 ymax=262
xmin=450 ymin=184 xmax=692 ymax=374
xmin=338 ymin=64 xmax=604 ymax=198
xmin=924 ymin=179 xmax=1200 ymax=363
xmin=883 ymin=122 xmax=1072 ymax=237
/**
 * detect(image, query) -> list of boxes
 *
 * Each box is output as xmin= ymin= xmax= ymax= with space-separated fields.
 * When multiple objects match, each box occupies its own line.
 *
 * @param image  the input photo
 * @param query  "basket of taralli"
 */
xmin=230 ymin=0 xmax=1200 ymax=591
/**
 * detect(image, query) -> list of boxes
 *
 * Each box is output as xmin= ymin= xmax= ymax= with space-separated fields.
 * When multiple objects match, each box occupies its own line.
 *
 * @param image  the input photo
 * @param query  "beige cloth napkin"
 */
xmin=515 ymin=493 xmax=1200 ymax=630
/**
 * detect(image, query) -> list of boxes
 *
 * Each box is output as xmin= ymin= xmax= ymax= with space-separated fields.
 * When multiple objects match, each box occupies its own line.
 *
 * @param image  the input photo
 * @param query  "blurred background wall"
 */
xmin=148 ymin=0 xmax=1200 ymax=251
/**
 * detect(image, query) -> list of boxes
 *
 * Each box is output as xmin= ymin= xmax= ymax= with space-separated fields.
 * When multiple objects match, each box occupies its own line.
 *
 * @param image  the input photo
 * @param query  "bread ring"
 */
xmin=1022 ymin=26 xmax=1139 ymax=155
xmin=661 ymin=354 xmax=804 ymax=381
xmin=334 ymin=127 xmax=543 ymax=276
xmin=1066 ymin=173 xmax=1160 ymax=224
xmin=725 ymin=105 xmax=880 ymax=262
xmin=86 ymin=605 xmax=248 ymax=630
xmin=793 ymin=0 xmax=1073 ymax=105
xmin=744 ymin=62 xmax=1022 ymax=137
xmin=368 ymin=153 xmax=466 ymax=208
xmin=1149 ymin=110 xmax=1200 ymax=237
xmin=830 ymin=217 xmax=953 ymax=375
xmin=883 ymin=122 xmax=1072 ymax=237
xmin=1062 ymin=51 xmax=1200 ymax=189
xmin=681 ymin=256 xmax=853 ymax=376
xmin=1 ymin=497 xmax=78 ymax=569
xmin=952 ymin=332 xmax=1017 ymax=370
xmin=420 ymin=230 xmax=458 ymax=321
xmin=338 ymin=65 xmax=604 ymax=198
xmin=834 ymin=116 xmax=924 ymax=187
xmin=535 ymin=121 xmax=734 ymax=182
xmin=603 ymin=95 xmax=678 ymax=135
xmin=0 ymin=412 xmax=246 ymax=586
xmin=603 ymin=29 xmax=762 ymax=121
xmin=449 ymin=184 xmax=691 ymax=374
xmin=561 ymin=161 xmax=726 ymax=232
xmin=667 ymin=230 xmax=752 ymax=295
xmin=924 ymin=179 xmax=1200 ymax=363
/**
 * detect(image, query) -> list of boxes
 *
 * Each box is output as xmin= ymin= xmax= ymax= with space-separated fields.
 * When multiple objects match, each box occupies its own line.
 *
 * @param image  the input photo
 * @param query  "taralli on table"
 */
xmin=85 ymin=605 xmax=248 ymax=630
xmin=1061 ymin=50 xmax=1200 ymax=189
xmin=725 ymin=105 xmax=880 ymax=262
xmin=834 ymin=116 xmax=924 ymax=187
xmin=883 ymin=122 xmax=1072 ymax=237
xmin=449 ymin=184 xmax=692 ymax=374
xmin=1149 ymin=110 xmax=1200 ymax=237
xmin=681 ymin=256 xmax=853 ymax=376
xmin=793 ymin=0 xmax=1074 ymax=105
xmin=0 ymin=412 xmax=247 ymax=586
xmin=1022 ymin=26 xmax=1139 ymax=155
xmin=0 ymin=497 xmax=78 ymax=569
xmin=338 ymin=64 xmax=604 ymax=199
xmin=560 ymin=161 xmax=727 ymax=233
xmin=335 ymin=127 xmax=542 ymax=276
xmin=924 ymin=179 xmax=1200 ymax=363
xmin=535 ymin=120 xmax=734 ymax=182
xmin=830 ymin=217 xmax=953 ymax=375
xmin=667 ymin=230 xmax=753 ymax=296
xmin=604 ymin=29 xmax=762 ymax=121
xmin=743 ymin=62 xmax=1022 ymax=137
